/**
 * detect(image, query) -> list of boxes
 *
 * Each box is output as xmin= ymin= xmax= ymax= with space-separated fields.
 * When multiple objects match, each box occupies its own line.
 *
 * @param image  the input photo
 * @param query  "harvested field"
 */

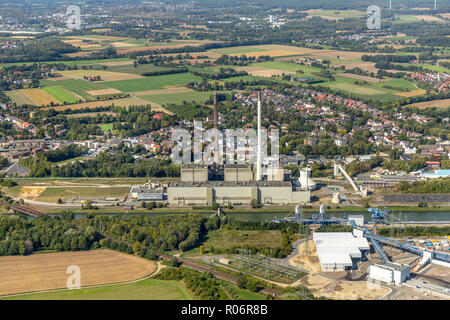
xmin=19 ymin=88 xmax=60 ymax=106
xmin=403 ymin=99 xmax=450 ymax=109
xmin=110 ymin=42 xmax=139 ymax=48
xmin=59 ymin=70 xmax=144 ymax=82
xmin=66 ymin=35 xmax=129 ymax=41
xmin=0 ymin=250 xmax=156 ymax=297
xmin=414 ymin=15 xmax=445 ymax=22
xmin=87 ymin=88 xmax=122 ymax=96
xmin=235 ymin=65 xmax=292 ymax=77
xmin=337 ymin=73 xmax=382 ymax=82
xmin=65 ymin=51 xmax=96 ymax=58
xmin=98 ymin=61 xmax=135 ymax=67
xmin=395 ymin=89 xmax=426 ymax=97
xmin=305 ymin=9 xmax=365 ymax=20
xmin=5 ymin=90 xmax=35 ymax=106
xmin=115 ymin=41 xmax=207 ymax=54
xmin=332 ymin=61 xmax=378 ymax=73
xmin=230 ymin=50 xmax=298 ymax=58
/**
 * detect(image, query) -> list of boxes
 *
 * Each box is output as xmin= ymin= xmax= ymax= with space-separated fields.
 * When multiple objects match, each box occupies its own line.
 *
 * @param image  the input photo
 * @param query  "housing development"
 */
xmin=0 ymin=0 xmax=448 ymax=304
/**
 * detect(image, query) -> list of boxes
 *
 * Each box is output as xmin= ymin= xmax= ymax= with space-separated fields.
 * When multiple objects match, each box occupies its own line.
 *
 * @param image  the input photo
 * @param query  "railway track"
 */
xmin=157 ymin=253 xmax=282 ymax=296
xmin=102 ymin=236 xmax=283 ymax=297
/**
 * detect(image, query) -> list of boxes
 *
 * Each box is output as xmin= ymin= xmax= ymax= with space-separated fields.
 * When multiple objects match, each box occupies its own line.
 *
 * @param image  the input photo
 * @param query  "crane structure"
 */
xmin=333 ymin=162 xmax=368 ymax=197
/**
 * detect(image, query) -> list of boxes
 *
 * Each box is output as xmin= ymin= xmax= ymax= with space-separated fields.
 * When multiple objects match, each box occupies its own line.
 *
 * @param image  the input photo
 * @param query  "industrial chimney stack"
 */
xmin=214 ymin=92 xmax=219 ymax=164
xmin=256 ymin=92 xmax=262 ymax=181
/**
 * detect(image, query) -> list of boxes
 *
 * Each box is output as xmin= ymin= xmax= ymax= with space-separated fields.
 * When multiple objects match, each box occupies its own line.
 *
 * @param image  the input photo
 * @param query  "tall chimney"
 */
xmin=213 ymin=92 xmax=218 ymax=129
xmin=256 ymin=92 xmax=262 ymax=181
xmin=213 ymin=92 xmax=219 ymax=164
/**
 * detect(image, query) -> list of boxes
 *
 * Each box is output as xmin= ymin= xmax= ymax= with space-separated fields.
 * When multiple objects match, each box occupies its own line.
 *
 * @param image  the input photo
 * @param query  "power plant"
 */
xmin=167 ymin=92 xmax=311 ymax=206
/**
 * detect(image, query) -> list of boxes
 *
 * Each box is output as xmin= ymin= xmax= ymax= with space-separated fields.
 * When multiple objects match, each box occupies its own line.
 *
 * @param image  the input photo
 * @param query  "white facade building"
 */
xmin=313 ymin=232 xmax=370 ymax=272
xmin=369 ymin=262 xmax=410 ymax=285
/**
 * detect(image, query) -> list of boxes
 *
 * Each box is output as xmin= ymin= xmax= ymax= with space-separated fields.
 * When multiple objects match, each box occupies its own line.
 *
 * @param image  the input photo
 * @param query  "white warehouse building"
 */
xmin=313 ymin=232 xmax=370 ymax=272
xmin=369 ymin=262 xmax=410 ymax=285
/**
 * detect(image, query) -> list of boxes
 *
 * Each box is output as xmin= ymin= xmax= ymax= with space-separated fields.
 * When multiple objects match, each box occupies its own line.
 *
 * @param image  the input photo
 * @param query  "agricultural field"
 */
xmin=103 ymin=63 xmax=178 ymax=75
xmin=40 ymin=79 xmax=109 ymax=100
xmin=41 ymin=97 xmax=152 ymax=111
xmin=209 ymin=44 xmax=325 ymax=59
xmin=139 ymin=90 xmax=213 ymax=105
xmin=305 ymin=9 xmax=365 ymax=20
xmin=6 ymin=88 xmax=59 ymax=106
xmin=3 ymin=279 xmax=196 ymax=300
xmin=0 ymin=58 xmax=133 ymax=68
xmin=41 ymin=86 xmax=79 ymax=104
xmin=58 ymin=70 xmax=144 ymax=82
xmin=0 ymin=250 xmax=156 ymax=297
xmin=323 ymin=76 xmax=420 ymax=102
xmin=103 ymin=73 xmax=202 ymax=92
xmin=403 ymin=99 xmax=450 ymax=109
xmin=394 ymin=14 xmax=446 ymax=23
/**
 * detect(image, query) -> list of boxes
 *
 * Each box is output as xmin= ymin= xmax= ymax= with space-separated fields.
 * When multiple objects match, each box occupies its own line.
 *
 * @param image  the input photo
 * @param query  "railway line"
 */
xmin=101 ymin=235 xmax=283 ymax=297
xmin=158 ymin=253 xmax=282 ymax=297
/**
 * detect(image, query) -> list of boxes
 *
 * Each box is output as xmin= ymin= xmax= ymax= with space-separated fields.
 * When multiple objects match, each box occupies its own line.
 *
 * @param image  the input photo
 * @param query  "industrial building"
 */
xmin=167 ymin=92 xmax=311 ymax=206
xmin=168 ymin=164 xmax=310 ymax=206
xmin=369 ymin=262 xmax=410 ymax=285
xmin=129 ymin=186 xmax=164 ymax=201
xmin=313 ymin=232 xmax=370 ymax=272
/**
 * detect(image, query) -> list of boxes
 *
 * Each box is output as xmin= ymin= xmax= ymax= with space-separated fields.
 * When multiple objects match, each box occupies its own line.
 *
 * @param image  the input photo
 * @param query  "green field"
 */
xmin=307 ymin=9 xmax=365 ymax=19
xmin=323 ymin=76 xmax=419 ymax=102
xmin=104 ymin=73 xmax=202 ymax=92
xmin=2 ymin=279 xmax=195 ymax=300
xmin=221 ymin=75 xmax=263 ymax=83
xmin=104 ymin=63 xmax=178 ymax=75
xmin=255 ymin=61 xmax=303 ymax=72
xmin=0 ymin=58 xmax=133 ymax=68
xmin=141 ymin=91 xmax=213 ymax=105
xmin=202 ymin=229 xmax=283 ymax=251
xmin=40 ymin=79 xmax=108 ymax=100
xmin=42 ymin=86 xmax=79 ymax=104
xmin=98 ymin=123 xmax=114 ymax=132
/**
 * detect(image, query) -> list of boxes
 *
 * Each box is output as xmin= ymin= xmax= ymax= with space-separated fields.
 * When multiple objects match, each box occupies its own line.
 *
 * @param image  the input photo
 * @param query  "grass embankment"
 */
xmin=2 ymin=279 xmax=195 ymax=300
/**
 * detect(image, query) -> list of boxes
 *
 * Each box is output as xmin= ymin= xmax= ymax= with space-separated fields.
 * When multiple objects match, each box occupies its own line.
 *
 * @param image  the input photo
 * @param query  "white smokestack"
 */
xmin=256 ymin=92 xmax=262 ymax=181
xmin=434 ymin=0 xmax=437 ymax=10
xmin=389 ymin=0 xmax=392 ymax=9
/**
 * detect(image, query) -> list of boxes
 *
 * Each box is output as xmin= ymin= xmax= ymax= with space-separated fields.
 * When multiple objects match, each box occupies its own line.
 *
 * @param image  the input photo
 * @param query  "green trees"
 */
xmin=0 ymin=215 xmax=102 ymax=256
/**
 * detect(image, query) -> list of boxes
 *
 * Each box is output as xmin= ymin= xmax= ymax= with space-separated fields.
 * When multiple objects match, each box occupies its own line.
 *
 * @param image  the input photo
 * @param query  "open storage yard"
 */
xmin=0 ymin=249 xmax=156 ymax=297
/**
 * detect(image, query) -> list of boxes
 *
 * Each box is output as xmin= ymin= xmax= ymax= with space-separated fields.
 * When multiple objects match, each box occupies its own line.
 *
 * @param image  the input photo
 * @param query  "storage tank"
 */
xmin=298 ymin=168 xmax=316 ymax=190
